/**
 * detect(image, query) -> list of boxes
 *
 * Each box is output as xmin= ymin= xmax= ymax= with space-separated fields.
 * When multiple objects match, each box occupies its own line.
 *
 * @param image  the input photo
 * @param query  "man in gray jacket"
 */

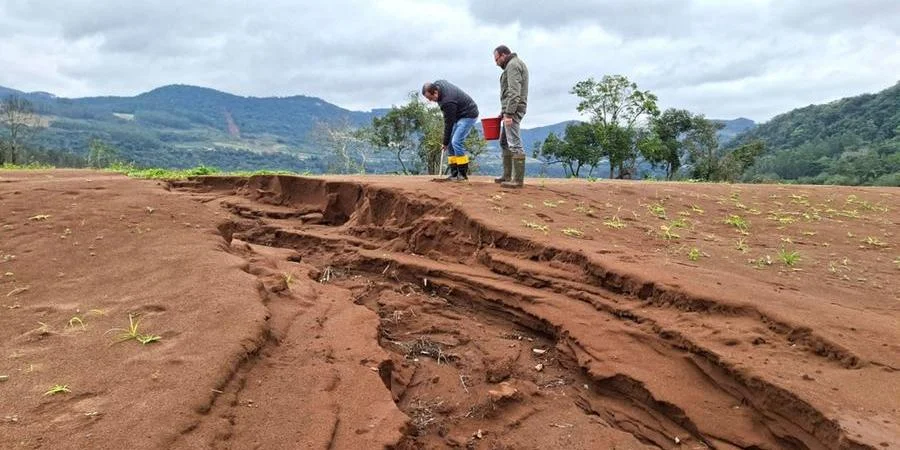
xmin=494 ymin=45 xmax=529 ymax=188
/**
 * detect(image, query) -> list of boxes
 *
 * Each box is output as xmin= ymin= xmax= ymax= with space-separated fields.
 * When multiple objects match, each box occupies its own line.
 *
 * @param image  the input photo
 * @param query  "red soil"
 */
xmin=1 ymin=170 xmax=897 ymax=449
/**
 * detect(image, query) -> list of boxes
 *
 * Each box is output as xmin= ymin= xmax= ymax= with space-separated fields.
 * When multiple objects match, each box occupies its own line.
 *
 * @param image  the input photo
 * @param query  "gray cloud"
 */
xmin=0 ymin=0 xmax=898 ymax=127
xmin=466 ymin=0 xmax=693 ymax=38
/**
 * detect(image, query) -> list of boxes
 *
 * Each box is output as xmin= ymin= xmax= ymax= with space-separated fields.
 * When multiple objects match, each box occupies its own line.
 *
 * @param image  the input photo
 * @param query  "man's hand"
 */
xmin=503 ymin=115 xmax=514 ymax=127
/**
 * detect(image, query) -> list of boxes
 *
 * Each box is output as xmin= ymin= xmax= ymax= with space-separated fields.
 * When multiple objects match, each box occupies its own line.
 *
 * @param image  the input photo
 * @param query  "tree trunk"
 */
xmin=396 ymin=150 xmax=408 ymax=174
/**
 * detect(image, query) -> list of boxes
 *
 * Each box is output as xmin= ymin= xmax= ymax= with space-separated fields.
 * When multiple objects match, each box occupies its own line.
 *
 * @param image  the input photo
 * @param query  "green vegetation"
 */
xmin=736 ymin=82 xmax=900 ymax=186
xmin=778 ymin=248 xmax=801 ymax=266
xmin=108 ymin=314 xmax=162 ymax=345
xmin=687 ymin=247 xmax=702 ymax=261
xmin=724 ymin=215 xmax=750 ymax=233
xmin=648 ymin=203 xmax=667 ymax=219
xmin=602 ymin=216 xmax=626 ymax=229
xmin=44 ymin=384 xmax=70 ymax=396
xmin=659 ymin=223 xmax=681 ymax=240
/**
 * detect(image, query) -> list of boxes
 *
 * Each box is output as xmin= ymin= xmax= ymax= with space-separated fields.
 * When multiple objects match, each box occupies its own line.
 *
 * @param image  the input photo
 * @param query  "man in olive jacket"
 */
xmin=494 ymin=45 xmax=529 ymax=188
xmin=422 ymin=80 xmax=480 ymax=181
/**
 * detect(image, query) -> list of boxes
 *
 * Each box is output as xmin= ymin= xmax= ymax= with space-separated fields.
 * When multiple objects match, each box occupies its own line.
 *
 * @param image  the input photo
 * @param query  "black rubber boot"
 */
xmin=456 ymin=163 xmax=469 ymax=181
xmin=445 ymin=163 xmax=460 ymax=181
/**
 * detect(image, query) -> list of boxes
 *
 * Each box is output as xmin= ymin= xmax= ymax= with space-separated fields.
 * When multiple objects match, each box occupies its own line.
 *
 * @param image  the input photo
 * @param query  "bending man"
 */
xmin=422 ymin=80 xmax=480 ymax=181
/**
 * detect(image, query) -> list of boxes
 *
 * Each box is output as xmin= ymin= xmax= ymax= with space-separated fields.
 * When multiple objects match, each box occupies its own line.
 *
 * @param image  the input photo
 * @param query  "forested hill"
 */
xmin=1 ymin=84 xmax=379 ymax=171
xmin=732 ymin=82 xmax=900 ymax=185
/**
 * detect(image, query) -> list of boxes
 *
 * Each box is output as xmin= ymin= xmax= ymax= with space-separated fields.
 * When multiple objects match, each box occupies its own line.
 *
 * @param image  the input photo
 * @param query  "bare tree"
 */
xmin=312 ymin=119 xmax=370 ymax=174
xmin=0 ymin=96 xmax=41 ymax=165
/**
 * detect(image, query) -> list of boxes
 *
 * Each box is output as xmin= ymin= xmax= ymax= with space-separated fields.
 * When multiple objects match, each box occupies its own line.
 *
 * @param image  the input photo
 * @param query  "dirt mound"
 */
xmin=1 ymin=170 xmax=898 ymax=449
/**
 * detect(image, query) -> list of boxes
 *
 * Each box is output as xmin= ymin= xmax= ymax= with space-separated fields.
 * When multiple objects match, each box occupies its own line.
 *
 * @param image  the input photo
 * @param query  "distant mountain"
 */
xmin=0 ymin=86 xmax=22 ymax=97
xmin=730 ymin=82 xmax=899 ymax=185
xmin=713 ymin=117 xmax=756 ymax=143
xmin=0 ymin=84 xmax=381 ymax=170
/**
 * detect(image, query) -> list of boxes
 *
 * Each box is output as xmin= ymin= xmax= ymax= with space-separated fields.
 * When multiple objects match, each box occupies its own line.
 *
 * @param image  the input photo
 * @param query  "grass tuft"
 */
xmin=107 ymin=314 xmax=162 ymax=345
xmin=44 ymin=384 xmax=70 ymax=396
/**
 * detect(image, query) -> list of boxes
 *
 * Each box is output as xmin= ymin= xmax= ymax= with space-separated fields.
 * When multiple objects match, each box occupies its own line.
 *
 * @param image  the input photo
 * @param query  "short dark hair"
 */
xmin=494 ymin=45 xmax=512 ymax=56
xmin=421 ymin=82 xmax=438 ymax=96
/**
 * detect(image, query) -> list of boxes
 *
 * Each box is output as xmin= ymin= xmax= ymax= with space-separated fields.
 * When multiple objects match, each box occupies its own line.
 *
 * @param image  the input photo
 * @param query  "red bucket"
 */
xmin=481 ymin=117 xmax=501 ymax=141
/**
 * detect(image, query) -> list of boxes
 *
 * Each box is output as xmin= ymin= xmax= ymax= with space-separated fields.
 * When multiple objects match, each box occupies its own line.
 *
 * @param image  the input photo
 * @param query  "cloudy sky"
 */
xmin=1 ymin=0 xmax=898 ymax=126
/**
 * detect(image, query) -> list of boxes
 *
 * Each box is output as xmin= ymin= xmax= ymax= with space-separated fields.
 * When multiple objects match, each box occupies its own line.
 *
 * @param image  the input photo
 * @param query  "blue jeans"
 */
xmin=449 ymin=117 xmax=477 ymax=158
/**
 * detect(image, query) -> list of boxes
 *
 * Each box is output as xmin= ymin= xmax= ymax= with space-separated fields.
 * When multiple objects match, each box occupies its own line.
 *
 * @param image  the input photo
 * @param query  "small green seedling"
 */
xmin=136 ymin=334 xmax=161 ymax=345
xmin=778 ymin=248 xmax=801 ymax=266
xmin=44 ymin=384 xmax=70 ymax=395
xmin=687 ymin=247 xmax=702 ymax=261
xmin=669 ymin=218 xmax=688 ymax=229
xmin=690 ymin=204 xmax=705 ymax=215
xmin=724 ymin=215 xmax=750 ymax=233
xmin=561 ymin=228 xmax=584 ymax=238
xmin=735 ymin=238 xmax=749 ymax=253
xmin=543 ymin=200 xmax=563 ymax=208
xmin=659 ymin=224 xmax=680 ymax=240
xmin=28 ymin=215 xmax=51 ymax=221
xmin=603 ymin=216 xmax=626 ymax=229
xmin=648 ymin=203 xmax=667 ymax=219
xmin=894 ymin=256 xmax=900 ymax=269
xmin=282 ymin=272 xmax=294 ymax=285
xmin=108 ymin=314 xmax=162 ymax=345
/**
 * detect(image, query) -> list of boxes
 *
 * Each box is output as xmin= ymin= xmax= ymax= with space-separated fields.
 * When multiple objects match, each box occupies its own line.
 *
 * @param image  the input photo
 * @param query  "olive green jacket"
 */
xmin=500 ymin=54 xmax=529 ymax=119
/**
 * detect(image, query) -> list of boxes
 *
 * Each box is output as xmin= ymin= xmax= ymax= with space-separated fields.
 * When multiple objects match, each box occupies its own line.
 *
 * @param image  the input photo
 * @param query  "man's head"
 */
xmin=422 ymin=82 xmax=440 ymax=102
xmin=493 ymin=45 xmax=512 ymax=68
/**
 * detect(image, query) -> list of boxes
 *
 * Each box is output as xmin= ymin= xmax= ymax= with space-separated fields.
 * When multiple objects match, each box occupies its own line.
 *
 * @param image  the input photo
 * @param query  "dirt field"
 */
xmin=1 ymin=169 xmax=897 ymax=449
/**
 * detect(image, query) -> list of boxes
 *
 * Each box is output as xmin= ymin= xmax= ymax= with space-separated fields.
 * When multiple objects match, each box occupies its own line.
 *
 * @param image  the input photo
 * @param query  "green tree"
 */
xmin=367 ymin=92 xmax=427 ymax=174
xmin=685 ymin=116 xmax=724 ymax=180
xmin=534 ymin=122 xmax=604 ymax=177
xmin=570 ymin=75 xmax=659 ymax=178
xmin=687 ymin=115 xmax=764 ymax=182
xmin=646 ymin=108 xmax=694 ymax=179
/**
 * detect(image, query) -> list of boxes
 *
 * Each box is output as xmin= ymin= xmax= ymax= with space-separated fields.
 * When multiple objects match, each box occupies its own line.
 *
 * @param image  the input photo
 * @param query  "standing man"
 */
xmin=494 ymin=45 xmax=529 ymax=188
xmin=422 ymin=80 xmax=479 ymax=181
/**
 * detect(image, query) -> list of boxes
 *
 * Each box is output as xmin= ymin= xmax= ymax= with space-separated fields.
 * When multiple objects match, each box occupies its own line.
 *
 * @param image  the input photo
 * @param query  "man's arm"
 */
xmin=441 ymin=102 xmax=458 ymax=147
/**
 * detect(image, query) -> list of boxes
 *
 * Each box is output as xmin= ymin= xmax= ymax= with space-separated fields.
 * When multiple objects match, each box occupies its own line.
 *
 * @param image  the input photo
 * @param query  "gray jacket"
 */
xmin=500 ymin=54 xmax=529 ymax=119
